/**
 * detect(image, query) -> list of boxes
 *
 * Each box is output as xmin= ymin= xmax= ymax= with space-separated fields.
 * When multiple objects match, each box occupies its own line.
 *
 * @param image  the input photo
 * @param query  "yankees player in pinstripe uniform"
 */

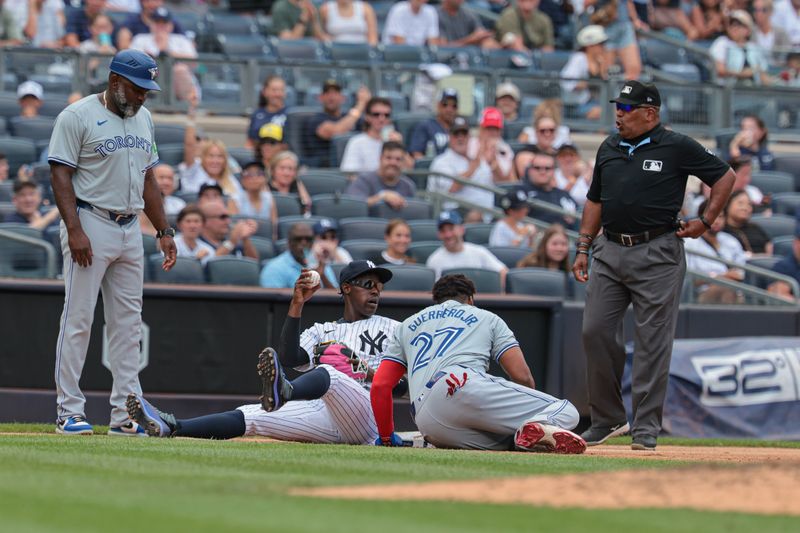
xmin=126 ymin=261 xmax=400 ymax=444
xmin=49 ymin=50 xmax=177 ymax=436
xmin=371 ymin=274 xmax=586 ymax=452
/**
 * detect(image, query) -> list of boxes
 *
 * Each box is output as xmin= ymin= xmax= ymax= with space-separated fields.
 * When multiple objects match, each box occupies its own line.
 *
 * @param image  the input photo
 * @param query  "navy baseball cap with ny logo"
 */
xmin=609 ymin=80 xmax=660 ymax=107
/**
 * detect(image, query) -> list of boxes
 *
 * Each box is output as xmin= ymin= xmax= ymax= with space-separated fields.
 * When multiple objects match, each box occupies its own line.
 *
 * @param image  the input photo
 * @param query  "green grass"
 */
xmin=0 ymin=425 xmax=798 ymax=532
xmin=606 ymin=436 xmax=800 ymax=448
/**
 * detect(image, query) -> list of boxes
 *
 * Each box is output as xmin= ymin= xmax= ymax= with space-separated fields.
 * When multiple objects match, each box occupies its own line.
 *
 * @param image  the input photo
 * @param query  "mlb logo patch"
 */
xmin=621 ymin=85 xmax=633 ymax=94
xmin=643 ymin=160 xmax=663 ymax=171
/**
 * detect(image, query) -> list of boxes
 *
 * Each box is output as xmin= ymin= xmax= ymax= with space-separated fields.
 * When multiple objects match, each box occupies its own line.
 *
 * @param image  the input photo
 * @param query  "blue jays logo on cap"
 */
xmin=149 ymin=67 xmax=158 ymax=80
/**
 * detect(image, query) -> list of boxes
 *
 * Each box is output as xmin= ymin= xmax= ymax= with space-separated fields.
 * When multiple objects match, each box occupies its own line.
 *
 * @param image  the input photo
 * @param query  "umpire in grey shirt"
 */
xmin=572 ymin=81 xmax=735 ymax=451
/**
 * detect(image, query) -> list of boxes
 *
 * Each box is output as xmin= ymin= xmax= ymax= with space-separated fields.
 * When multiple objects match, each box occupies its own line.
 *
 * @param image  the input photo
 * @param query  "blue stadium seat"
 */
xmin=750 ymin=214 xmax=796 ymax=239
xmin=487 ymin=246 xmax=533 ymax=269
xmin=311 ymin=194 xmax=369 ymax=220
xmin=407 ymin=240 xmax=440 ymax=263
xmin=506 ymin=267 xmax=568 ymax=297
xmin=383 ymin=264 xmax=436 ymax=291
xmin=369 ymin=198 xmax=432 ymax=220
xmin=299 ymin=171 xmax=349 ymax=196
xmin=340 ymin=239 xmax=385 ymax=261
xmin=380 ymin=44 xmax=431 ymax=65
xmin=151 ymin=255 xmax=205 ymax=284
xmin=272 ymin=193 xmax=303 ymax=217
xmin=329 ymin=42 xmax=378 ymax=65
xmin=217 ymin=34 xmax=274 ymax=59
xmin=331 ymin=132 xmax=357 ymax=168
xmin=0 ymin=138 xmax=37 ymax=176
xmin=278 ymin=215 xmax=326 ymax=239
xmin=407 ymin=220 xmax=439 ymax=241
xmin=156 ymin=143 xmax=184 ymax=167
xmin=771 ymin=193 xmax=800 ymax=216
xmin=442 ymin=267 xmax=502 ymax=293
xmin=464 ymin=223 xmax=494 ymax=245
xmin=206 ymin=256 xmax=261 ymax=286
xmin=272 ymin=38 xmax=329 ymax=62
xmin=338 ymin=217 xmax=387 ymax=240
xmin=154 ymin=124 xmax=188 ymax=146
xmin=773 ymin=155 xmax=800 ymax=190
xmin=9 ymin=116 xmax=54 ymax=142
xmin=538 ymin=50 xmax=572 ymax=73
xmin=751 ymin=171 xmax=795 ymax=195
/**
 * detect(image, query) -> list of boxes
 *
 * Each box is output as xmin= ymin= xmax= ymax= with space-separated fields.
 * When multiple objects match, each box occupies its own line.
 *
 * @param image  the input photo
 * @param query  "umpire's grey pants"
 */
xmin=582 ymin=233 xmax=685 ymax=439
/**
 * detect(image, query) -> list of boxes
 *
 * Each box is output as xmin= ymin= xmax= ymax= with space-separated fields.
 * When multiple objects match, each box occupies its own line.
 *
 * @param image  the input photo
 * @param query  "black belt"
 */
xmin=76 ymin=199 xmax=137 ymax=226
xmin=604 ymin=225 xmax=674 ymax=247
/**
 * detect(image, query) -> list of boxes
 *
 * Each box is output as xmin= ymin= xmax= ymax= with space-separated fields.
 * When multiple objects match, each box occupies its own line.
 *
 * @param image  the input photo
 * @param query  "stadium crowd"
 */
xmin=1 ymin=0 xmax=799 ymax=302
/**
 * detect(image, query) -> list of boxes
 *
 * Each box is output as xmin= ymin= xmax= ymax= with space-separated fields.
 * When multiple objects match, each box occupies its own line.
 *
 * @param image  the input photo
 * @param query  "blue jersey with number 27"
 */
xmin=381 ymin=299 xmax=519 ymax=401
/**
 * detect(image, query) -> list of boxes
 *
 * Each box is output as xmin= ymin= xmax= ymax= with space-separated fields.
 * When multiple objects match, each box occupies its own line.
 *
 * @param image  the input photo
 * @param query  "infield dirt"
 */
xmin=291 ymin=445 xmax=800 ymax=516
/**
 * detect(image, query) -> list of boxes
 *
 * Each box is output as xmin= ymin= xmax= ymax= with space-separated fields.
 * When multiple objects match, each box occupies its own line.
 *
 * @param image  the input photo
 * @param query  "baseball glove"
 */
xmin=312 ymin=341 xmax=367 ymax=381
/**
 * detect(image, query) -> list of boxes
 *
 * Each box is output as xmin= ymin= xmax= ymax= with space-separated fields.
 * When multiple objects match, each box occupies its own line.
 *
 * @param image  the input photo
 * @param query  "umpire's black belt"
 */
xmin=76 ymin=199 xmax=136 ymax=226
xmin=604 ymin=225 xmax=674 ymax=247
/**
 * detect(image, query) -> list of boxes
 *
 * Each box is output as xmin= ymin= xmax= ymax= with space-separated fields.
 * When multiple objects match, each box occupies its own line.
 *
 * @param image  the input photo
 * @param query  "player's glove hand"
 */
xmin=374 ymin=433 xmax=404 ymax=447
xmin=315 ymin=343 xmax=366 ymax=381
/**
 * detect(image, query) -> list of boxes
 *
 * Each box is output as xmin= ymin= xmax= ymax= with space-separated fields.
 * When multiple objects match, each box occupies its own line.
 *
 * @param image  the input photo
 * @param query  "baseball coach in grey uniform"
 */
xmin=572 ymin=81 xmax=735 ymax=451
xmin=49 ymin=49 xmax=177 ymax=436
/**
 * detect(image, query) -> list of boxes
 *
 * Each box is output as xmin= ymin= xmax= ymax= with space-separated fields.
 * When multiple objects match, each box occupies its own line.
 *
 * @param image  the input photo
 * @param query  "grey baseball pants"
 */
xmin=582 ymin=232 xmax=685 ymax=440
xmin=55 ymin=206 xmax=144 ymax=427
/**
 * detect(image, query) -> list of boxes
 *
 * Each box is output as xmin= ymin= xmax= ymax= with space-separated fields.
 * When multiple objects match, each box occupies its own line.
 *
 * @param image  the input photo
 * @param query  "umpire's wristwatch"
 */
xmin=156 ymin=227 xmax=176 ymax=239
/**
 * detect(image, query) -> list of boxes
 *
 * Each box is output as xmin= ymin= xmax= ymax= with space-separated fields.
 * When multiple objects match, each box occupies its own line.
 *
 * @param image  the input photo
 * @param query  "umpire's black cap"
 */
xmin=339 ymin=260 xmax=393 ymax=285
xmin=609 ymin=80 xmax=661 ymax=107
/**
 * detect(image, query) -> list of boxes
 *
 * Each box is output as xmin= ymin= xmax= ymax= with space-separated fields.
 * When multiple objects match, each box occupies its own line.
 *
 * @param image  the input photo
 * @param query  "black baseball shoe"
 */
xmin=257 ymin=347 xmax=293 ymax=412
xmin=581 ymin=422 xmax=630 ymax=446
xmin=631 ymin=434 xmax=657 ymax=451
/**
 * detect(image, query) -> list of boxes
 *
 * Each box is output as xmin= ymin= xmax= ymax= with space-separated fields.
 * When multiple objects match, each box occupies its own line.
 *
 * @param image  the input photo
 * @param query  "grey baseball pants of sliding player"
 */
xmin=55 ymin=207 xmax=144 ymax=426
xmin=582 ymin=233 xmax=686 ymax=440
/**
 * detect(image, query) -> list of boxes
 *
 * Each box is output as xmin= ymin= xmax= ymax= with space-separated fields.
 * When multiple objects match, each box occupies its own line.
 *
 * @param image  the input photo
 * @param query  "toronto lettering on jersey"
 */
xmin=408 ymin=307 xmax=478 ymax=332
xmin=93 ymin=135 xmax=153 ymax=157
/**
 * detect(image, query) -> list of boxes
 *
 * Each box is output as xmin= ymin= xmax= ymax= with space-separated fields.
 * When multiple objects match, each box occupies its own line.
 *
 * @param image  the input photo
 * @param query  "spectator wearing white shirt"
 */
xmin=684 ymin=199 xmax=747 ymax=304
xmin=518 ymin=99 xmax=572 ymax=150
xmin=489 ymin=188 xmax=537 ymax=248
xmin=23 ymin=0 xmax=64 ymax=48
xmin=554 ymin=144 xmax=593 ymax=207
xmin=312 ymin=218 xmax=354 ymax=266
xmin=174 ymin=205 xmax=216 ymax=265
xmin=340 ymin=96 xmax=403 ymax=176
xmin=129 ymin=6 xmax=198 ymax=101
xmin=426 ymin=210 xmax=508 ymax=283
xmin=153 ymin=163 xmax=186 ymax=216
xmin=428 ymin=116 xmax=496 ymax=223
xmin=467 ymin=107 xmax=515 ymax=183
xmin=382 ymin=0 xmax=441 ymax=46
xmin=771 ymin=0 xmax=800 ymax=47
xmin=709 ymin=10 xmax=770 ymax=85
xmin=559 ymin=25 xmax=609 ymax=120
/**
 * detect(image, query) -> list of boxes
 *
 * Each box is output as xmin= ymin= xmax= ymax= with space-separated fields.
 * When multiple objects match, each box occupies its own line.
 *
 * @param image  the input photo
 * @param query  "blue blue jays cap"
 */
xmin=109 ymin=50 xmax=161 ymax=91
xmin=437 ymin=210 xmax=463 ymax=228
xmin=339 ymin=260 xmax=393 ymax=285
xmin=313 ymin=218 xmax=339 ymax=236
xmin=501 ymin=188 xmax=529 ymax=211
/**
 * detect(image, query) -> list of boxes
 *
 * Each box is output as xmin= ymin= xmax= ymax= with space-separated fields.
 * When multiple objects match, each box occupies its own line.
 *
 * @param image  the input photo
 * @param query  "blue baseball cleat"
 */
xmin=126 ymin=393 xmax=175 ymax=437
xmin=257 ymin=347 xmax=293 ymax=412
xmin=108 ymin=420 xmax=147 ymax=437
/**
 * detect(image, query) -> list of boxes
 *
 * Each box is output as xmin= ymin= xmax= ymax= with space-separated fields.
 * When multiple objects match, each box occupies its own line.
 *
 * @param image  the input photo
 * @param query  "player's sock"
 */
xmin=288 ymin=367 xmax=331 ymax=400
xmin=174 ymin=410 xmax=246 ymax=440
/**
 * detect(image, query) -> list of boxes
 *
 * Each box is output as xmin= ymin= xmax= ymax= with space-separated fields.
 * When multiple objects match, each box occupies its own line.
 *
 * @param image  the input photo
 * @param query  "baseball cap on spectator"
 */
xmin=17 ymin=80 xmax=43 ymax=100
xmin=313 ymin=218 xmax=339 ymax=236
xmin=322 ymin=79 xmax=342 ymax=92
xmin=440 ymin=88 xmax=459 ymax=103
xmin=450 ymin=116 xmax=469 ymax=133
xmin=500 ymin=188 xmax=529 ymax=211
xmin=241 ymin=160 xmax=265 ymax=172
xmin=151 ymin=6 xmax=172 ymax=22
xmin=577 ymin=25 xmax=608 ymax=48
xmin=480 ymin=107 xmax=504 ymax=129
xmin=729 ymin=9 xmax=754 ymax=31
xmin=258 ymin=123 xmax=283 ymax=143
xmin=495 ymin=82 xmax=520 ymax=102
xmin=437 ymin=210 xmax=463 ymax=228
xmin=198 ymin=183 xmax=224 ymax=196
xmin=339 ymin=259 xmax=393 ymax=285
xmin=609 ymin=80 xmax=661 ymax=107
xmin=556 ymin=143 xmax=579 ymax=156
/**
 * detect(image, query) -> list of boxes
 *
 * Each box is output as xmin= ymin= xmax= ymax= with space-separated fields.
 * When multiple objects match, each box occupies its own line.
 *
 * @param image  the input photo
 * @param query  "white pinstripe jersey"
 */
xmin=382 ymin=300 xmax=519 ymax=400
xmin=298 ymin=315 xmax=400 ymax=376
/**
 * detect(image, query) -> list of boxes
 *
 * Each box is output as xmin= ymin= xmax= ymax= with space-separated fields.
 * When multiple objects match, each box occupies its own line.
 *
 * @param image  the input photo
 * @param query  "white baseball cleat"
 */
xmin=515 ymin=421 xmax=587 ymax=454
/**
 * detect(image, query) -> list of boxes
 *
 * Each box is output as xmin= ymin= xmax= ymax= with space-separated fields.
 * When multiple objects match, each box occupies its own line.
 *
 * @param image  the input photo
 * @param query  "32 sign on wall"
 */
xmin=691 ymin=348 xmax=800 ymax=407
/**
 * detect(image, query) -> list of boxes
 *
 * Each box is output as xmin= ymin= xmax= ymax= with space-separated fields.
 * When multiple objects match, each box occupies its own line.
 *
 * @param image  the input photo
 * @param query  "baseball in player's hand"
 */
xmin=68 ymin=228 xmax=93 ymax=267
xmin=160 ymin=236 xmax=177 ymax=271
xmin=293 ymin=269 xmax=321 ymax=303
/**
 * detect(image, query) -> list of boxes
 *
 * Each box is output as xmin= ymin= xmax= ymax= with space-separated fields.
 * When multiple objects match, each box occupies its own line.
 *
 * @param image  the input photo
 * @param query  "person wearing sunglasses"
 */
xmin=521 ymin=151 xmax=578 ymax=227
xmin=128 ymin=260 xmax=404 ymax=446
xmin=340 ymin=96 xmax=403 ymax=177
xmin=572 ymin=81 xmax=735 ymax=452
xmin=408 ymin=88 xmax=460 ymax=160
xmin=198 ymin=199 xmax=259 ymax=260
xmin=260 ymin=222 xmax=338 ymax=288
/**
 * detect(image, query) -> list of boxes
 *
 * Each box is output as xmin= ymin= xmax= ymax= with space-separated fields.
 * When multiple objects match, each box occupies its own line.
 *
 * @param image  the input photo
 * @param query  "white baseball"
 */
xmin=307 ymin=270 xmax=321 ymax=287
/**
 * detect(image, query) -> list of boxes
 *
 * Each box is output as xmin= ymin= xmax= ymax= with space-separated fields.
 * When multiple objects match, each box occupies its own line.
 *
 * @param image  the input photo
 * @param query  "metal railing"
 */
xmin=0 ymin=229 xmax=57 ymax=279
xmin=2 ymin=45 xmax=798 ymax=139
